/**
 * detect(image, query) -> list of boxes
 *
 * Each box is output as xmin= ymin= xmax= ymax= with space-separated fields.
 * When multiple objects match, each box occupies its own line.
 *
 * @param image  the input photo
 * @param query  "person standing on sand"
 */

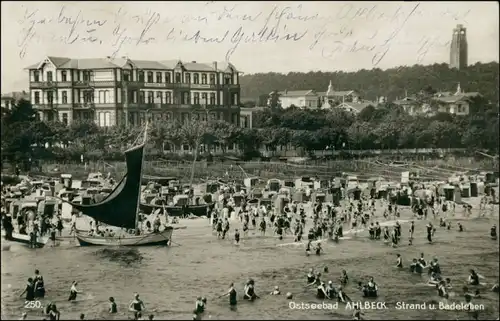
xmin=426 ymin=222 xmax=434 ymax=243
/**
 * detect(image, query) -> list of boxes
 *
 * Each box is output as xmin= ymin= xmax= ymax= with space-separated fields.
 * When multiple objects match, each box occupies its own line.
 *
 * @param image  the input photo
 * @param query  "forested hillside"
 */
xmin=240 ymin=62 xmax=499 ymax=105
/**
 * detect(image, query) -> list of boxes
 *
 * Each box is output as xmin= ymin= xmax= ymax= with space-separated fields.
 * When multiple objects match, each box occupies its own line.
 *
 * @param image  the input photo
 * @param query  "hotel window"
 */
xmin=47 ymin=71 xmax=53 ymax=82
xmin=175 ymin=72 xmax=181 ymax=83
xmin=147 ymin=72 xmax=153 ymax=83
xmin=34 ymin=92 xmax=40 ymax=104
xmin=83 ymin=91 xmax=93 ymax=103
xmin=194 ymin=92 xmax=200 ymax=104
xmin=166 ymin=92 xmax=172 ymax=104
xmin=209 ymin=93 xmax=216 ymax=105
xmin=202 ymin=74 xmax=207 ymax=85
xmin=61 ymin=71 xmax=67 ymax=82
xmin=209 ymin=74 xmax=215 ymax=84
xmin=123 ymin=71 xmax=130 ymax=82
xmin=182 ymin=92 xmax=190 ymax=104
xmin=147 ymin=91 xmax=154 ymax=103
xmin=83 ymin=71 xmax=91 ymax=81
xmin=156 ymin=72 xmax=162 ymax=83
xmin=185 ymin=73 xmax=191 ymax=84
xmin=165 ymin=73 xmax=171 ymax=83
xmin=47 ymin=91 xmax=54 ymax=104
xmin=156 ymin=91 xmax=163 ymax=103
xmin=193 ymin=73 xmax=199 ymax=84
xmin=34 ymin=71 xmax=40 ymax=82
xmin=201 ymin=93 xmax=208 ymax=105
xmin=62 ymin=91 xmax=68 ymax=104
xmin=224 ymin=74 xmax=231 ymax=85
xmin=138 ymin=71 xmax=145 ymax=82
xmin=139 ymin=91 xmax=145 ymax=103
xmin=62 ymin=113 xmax=68 ymax=125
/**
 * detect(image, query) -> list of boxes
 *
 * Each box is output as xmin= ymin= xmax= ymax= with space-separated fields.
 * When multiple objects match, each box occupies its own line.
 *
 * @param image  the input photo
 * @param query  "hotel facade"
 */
xmin=26 ymin=56 xmax=242 ymax=127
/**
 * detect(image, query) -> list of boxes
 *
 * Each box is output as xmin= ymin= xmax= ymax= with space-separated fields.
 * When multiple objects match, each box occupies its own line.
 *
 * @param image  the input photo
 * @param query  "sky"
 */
xmin=1 ymin=1 xmax=498 ymax=93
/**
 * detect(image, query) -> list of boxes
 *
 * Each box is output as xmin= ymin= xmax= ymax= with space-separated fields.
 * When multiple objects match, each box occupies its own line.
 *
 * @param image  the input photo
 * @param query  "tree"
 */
xmin=236 ymin=128 xmax=262 ymax=154
xmin=208 ymin=120 xmax=239 ymax=153
xmin=291 ymin=130 xmax=317 ymax=153
xmin=2 ymin=99 xmax=37 ymax=125
xmin=268 ymin=90 xmax=281 ymax=108
xmin=259 ymin=127 xmax=283 ymax=151
xmin=1 ymin=99 xmax=40 ymax=162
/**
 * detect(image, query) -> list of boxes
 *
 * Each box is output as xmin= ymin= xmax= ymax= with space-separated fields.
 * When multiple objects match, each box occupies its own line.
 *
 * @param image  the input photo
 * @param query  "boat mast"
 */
xmin=135 ymin=115 xmax=149 ymax=230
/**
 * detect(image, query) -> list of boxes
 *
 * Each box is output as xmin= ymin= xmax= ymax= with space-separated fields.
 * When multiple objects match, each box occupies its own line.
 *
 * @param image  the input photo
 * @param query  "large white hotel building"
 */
xmin=26 ymin=56 xmax=242 ymax=127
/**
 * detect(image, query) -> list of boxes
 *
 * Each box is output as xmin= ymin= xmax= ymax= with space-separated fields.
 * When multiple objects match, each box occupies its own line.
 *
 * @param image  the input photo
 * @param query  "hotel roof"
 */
xmin=25 ymin=56 xmax=238 ymax=72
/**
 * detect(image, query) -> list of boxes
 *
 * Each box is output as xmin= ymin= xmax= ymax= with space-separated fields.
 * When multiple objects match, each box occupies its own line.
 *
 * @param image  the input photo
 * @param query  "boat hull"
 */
xmin=75 ymin=228 xmax=174 ymax=247
xmin=1 ymin=230 xmax=49 ymax=248
xmin=139 ymin=203 xmax=214 ymax=216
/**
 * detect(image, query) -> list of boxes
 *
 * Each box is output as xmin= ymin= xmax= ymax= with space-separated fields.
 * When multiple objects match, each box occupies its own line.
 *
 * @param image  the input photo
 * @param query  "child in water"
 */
xmin=109 ymin=297 xmax=118 ymax=313
xmin=68 ymin=281 xmax=79 ymax=301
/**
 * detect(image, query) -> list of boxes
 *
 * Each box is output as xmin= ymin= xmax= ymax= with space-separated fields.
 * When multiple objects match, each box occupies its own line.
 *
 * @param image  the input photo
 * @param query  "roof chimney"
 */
xmin=192 ymin=61 xmax=196 ymax=63
xmin=213 ymin=61 xmax=217 ymax=70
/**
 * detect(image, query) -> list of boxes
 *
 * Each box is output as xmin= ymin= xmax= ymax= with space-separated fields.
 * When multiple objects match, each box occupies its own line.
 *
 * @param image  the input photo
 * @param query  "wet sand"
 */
xmin=1 ymin=198 xmax=499 ymax=320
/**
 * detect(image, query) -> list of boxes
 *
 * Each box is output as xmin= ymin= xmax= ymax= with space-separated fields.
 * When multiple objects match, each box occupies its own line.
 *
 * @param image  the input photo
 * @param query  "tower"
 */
xmin=449 ymin=24 xmax=468 ymax=70
xmin=326 ymin=80 xmax=334 ymax=97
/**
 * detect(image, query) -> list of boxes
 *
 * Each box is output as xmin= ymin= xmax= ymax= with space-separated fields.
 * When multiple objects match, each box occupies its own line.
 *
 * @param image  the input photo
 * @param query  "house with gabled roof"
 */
xmin=433 ymin=83 xmax=480 ymax=115
xmin=273 ymin=89 xmax=320 ymax=109
xmin=393 ymin=83 xmax=481 ymax=116
xmin=270 ymin=80 xmax=361 ymax=110
xmin=1 ymin=91 xmax=30 ymax=111
xmin=25 ymin=56 xmax=241 ymax=128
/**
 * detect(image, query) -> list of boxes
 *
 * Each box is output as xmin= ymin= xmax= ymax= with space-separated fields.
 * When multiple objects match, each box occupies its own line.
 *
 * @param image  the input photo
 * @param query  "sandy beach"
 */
xmin=1 ymin=195 xmax=498 ymax=320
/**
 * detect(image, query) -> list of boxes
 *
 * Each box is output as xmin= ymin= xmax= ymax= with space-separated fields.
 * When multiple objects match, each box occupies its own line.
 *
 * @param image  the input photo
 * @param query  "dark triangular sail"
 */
xmin=66 ymin=144 xmax=144 ymax=229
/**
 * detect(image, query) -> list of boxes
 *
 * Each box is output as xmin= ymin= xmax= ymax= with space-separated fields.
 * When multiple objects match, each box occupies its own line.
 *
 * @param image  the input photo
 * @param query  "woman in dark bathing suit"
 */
xmin=129 ymin=293 xmax=146 ymax=313
xmin=219 ymin=283 xmax=237 ymax=310
xmin=244 ymin=279 xmax=258 ymax=301
xmin=307 ymin=268 xmax=315 ymax=284
xmin=34 ymin=269 xmax=45 ymax=298
xmin=20 ymin=278 xmax=35 ymax=301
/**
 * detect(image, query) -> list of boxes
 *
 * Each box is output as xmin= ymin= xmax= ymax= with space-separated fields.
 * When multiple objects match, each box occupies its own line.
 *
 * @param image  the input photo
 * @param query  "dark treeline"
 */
xmin=251 ymin=103 xmax=499 ymax=153
xmin=240 ymin=62 xmax=500 ymax=105
xmin=1 ymin=99 xmax=498 ymax=165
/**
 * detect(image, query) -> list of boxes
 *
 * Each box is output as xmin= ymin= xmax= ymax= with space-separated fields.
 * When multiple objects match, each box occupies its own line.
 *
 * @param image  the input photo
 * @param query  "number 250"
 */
xmin=24 ymin=300 xmax=42 ymax=309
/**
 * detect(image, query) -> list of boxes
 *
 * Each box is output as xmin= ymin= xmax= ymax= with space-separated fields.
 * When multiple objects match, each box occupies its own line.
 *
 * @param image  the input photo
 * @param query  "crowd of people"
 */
xmin=3 ymin=176 xmax=499 ymax=320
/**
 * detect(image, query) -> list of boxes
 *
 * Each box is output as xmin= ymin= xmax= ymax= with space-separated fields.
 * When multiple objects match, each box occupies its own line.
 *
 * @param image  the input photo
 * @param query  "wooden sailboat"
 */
xmin=139 ymin=202 xmax=214 ymax=217
xmin=62 ymin=117 xmax=173 ymax=246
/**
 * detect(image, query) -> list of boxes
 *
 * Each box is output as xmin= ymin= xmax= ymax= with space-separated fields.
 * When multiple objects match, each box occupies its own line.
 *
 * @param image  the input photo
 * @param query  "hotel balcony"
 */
xmin=33 ymin=102 xmax=58 ymax=110
xmin=73 ymin=102 xmax=96 ymax=109
xmin=30 ymin=80 xmax=116 ymax=89
xmin=30 ymin=81 xmax=57 ymax=89
xmin=223 ymin=84 xmax=240 ymax=90
xmin=119 ymin=81 xmax=232 ymax=90
xmin=124 ymin=102 xmax=240 ymax=110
